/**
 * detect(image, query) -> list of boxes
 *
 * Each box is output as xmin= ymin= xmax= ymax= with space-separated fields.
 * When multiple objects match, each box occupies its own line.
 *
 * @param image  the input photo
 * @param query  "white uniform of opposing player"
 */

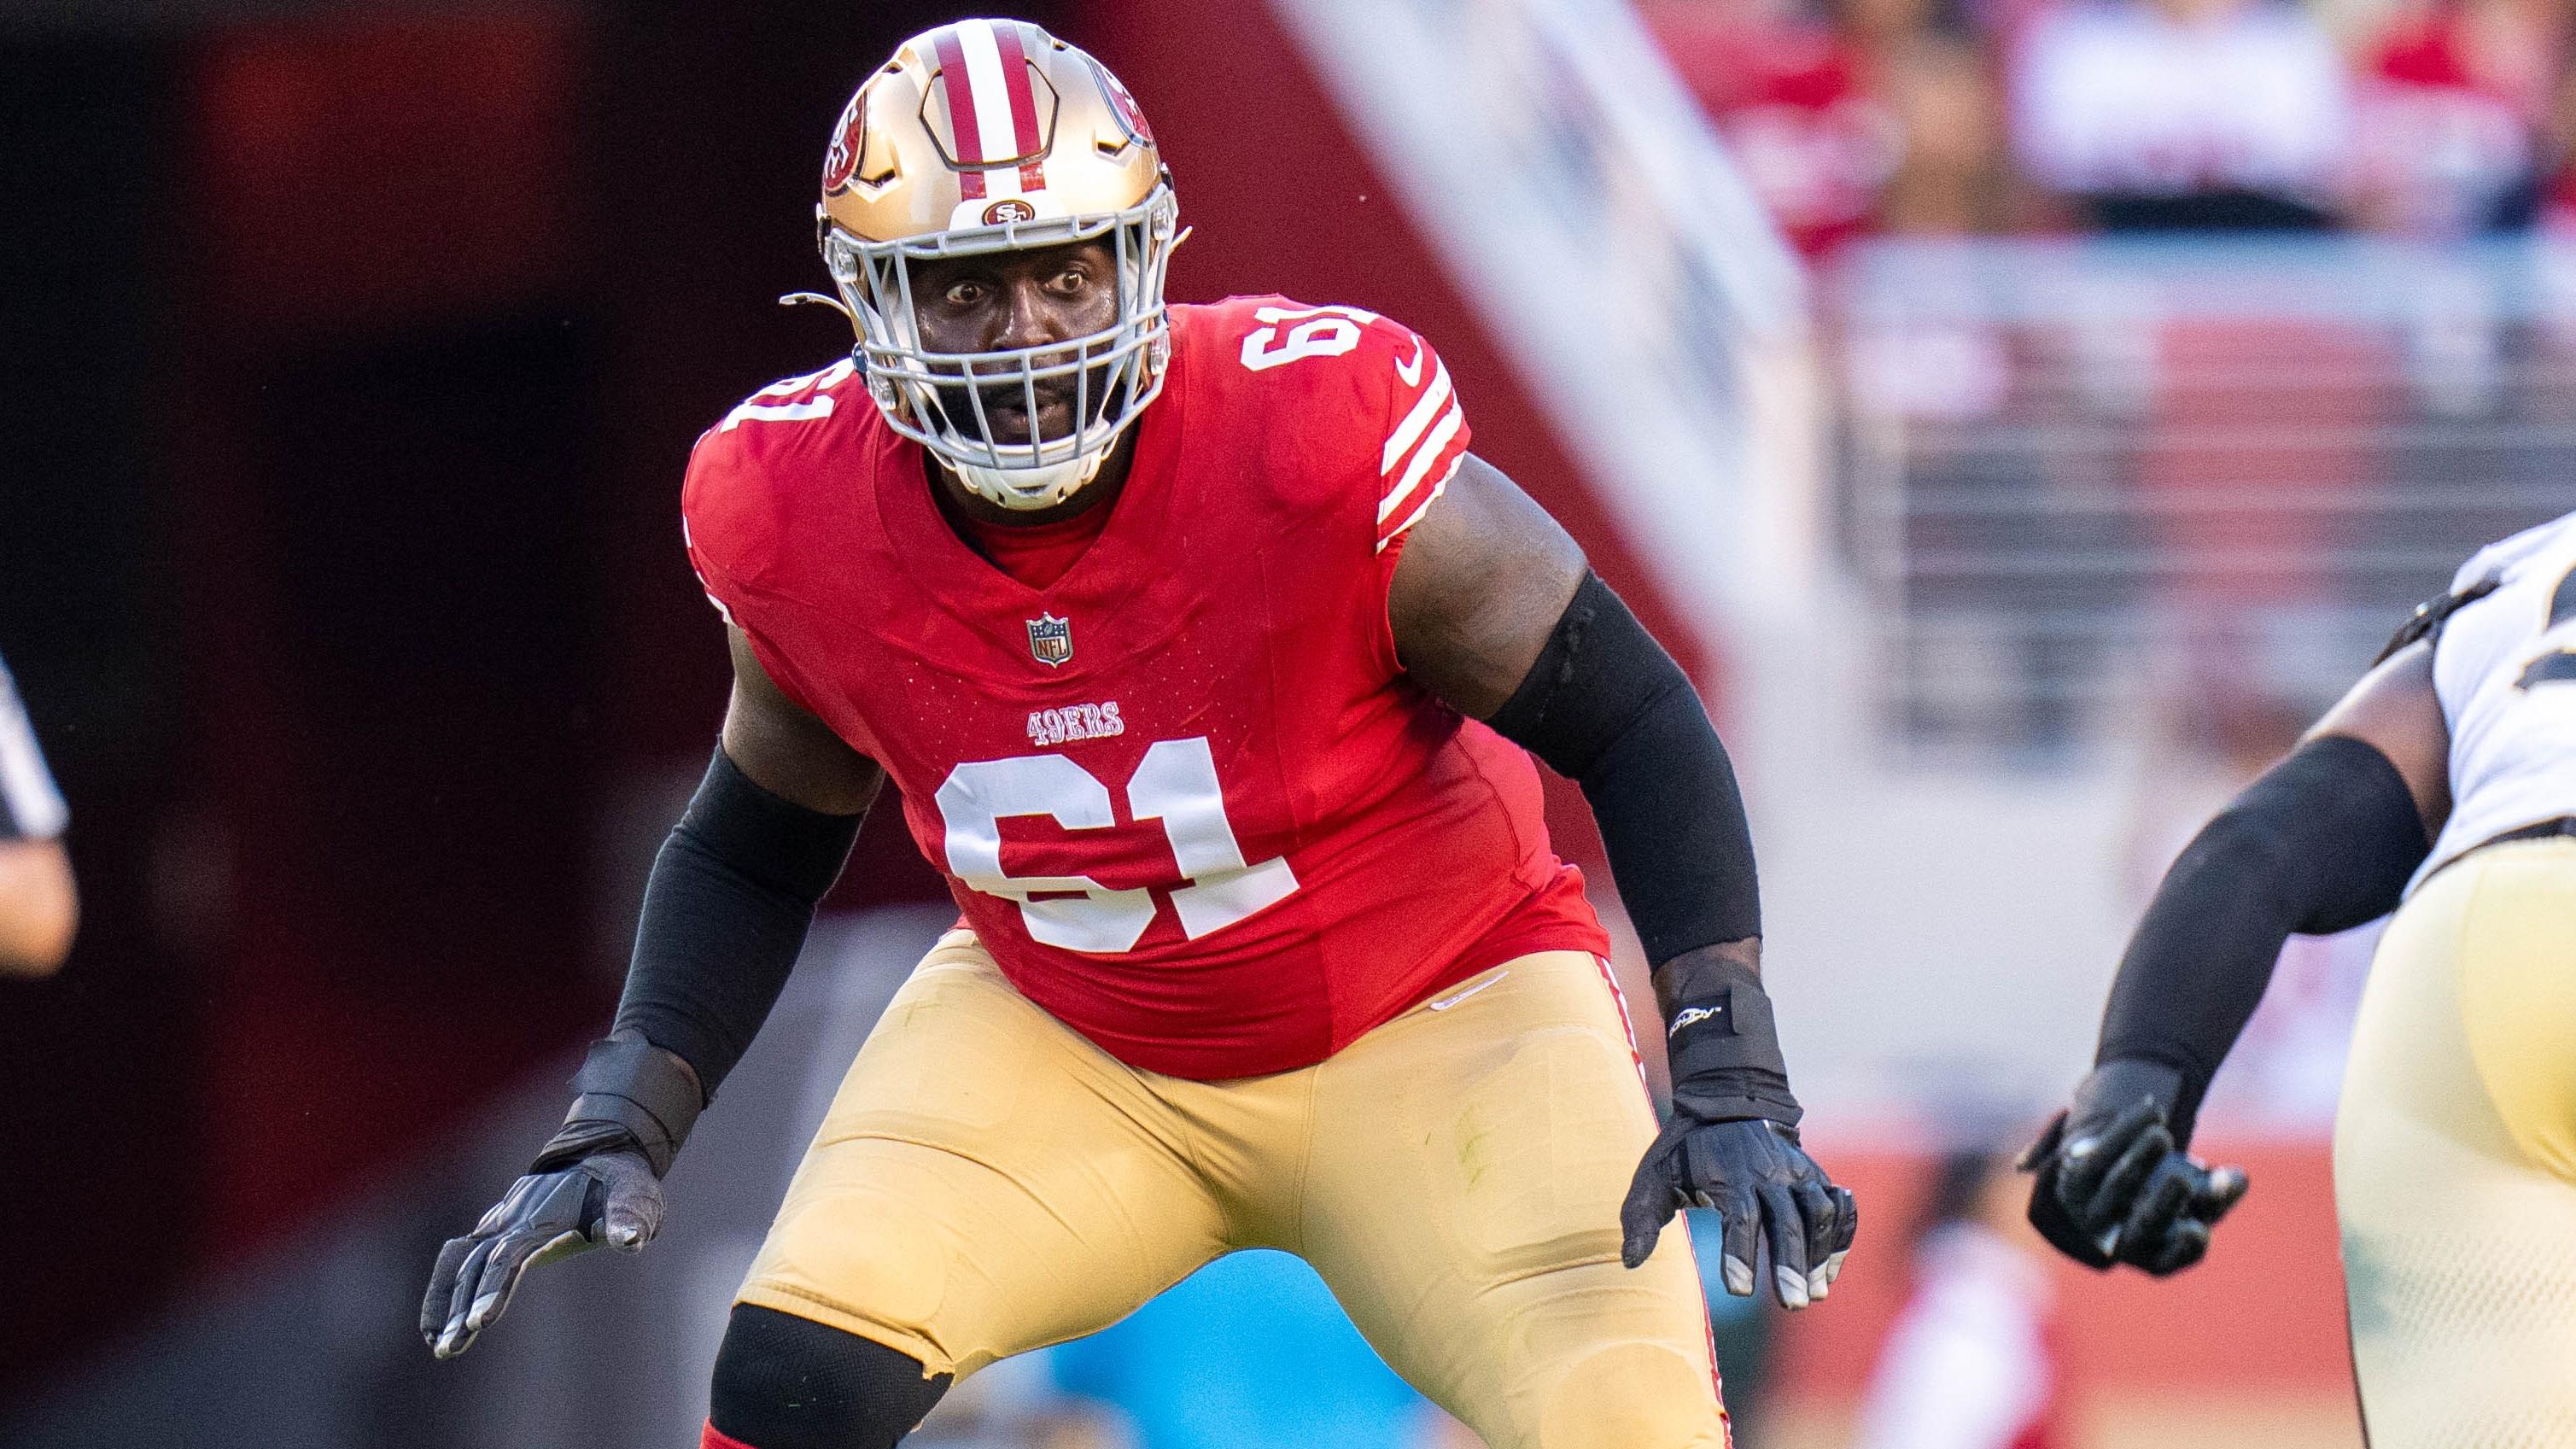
xmin=2336 ymin=511 xmax=2576 ymax=1446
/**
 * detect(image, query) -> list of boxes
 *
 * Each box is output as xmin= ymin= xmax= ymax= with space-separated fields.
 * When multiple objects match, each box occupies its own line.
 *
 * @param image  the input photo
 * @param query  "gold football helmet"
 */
xmin=817 ymin=19 xmax=1179 ymax=510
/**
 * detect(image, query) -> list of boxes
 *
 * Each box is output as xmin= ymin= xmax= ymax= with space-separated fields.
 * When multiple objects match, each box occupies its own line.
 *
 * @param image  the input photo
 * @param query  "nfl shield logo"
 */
xmin=1026 ymin=613 xmax=1073 ymax=668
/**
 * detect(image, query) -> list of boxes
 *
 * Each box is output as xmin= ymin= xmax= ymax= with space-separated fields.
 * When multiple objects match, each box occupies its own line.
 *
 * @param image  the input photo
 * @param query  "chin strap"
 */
xmin=778 ymin=290 xmax=856 ymax=321
xmin=954 ymin=441 xmax=1113 ymax=511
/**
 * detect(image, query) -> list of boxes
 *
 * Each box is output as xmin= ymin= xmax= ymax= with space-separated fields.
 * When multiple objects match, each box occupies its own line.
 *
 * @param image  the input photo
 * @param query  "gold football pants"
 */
xmin=737 ymin=931 xmax=1730 ymax=1449
xmin=2335 ymin=836 xmax=2576 ymax=1446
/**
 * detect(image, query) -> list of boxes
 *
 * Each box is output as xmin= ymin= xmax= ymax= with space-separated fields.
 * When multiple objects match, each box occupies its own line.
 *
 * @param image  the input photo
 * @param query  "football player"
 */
xmin=2022 ymin=510 xmax=2576 ymax=1443
xmin=0 ymin=652 xmax=74 ymax=977
xmin=423 ymin=20 xmax=1855 ymax=1448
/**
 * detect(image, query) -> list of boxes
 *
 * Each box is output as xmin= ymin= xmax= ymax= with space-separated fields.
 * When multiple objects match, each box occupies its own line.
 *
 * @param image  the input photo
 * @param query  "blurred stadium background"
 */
xmin=3 ymin=0 xmax=2567 ymax=1443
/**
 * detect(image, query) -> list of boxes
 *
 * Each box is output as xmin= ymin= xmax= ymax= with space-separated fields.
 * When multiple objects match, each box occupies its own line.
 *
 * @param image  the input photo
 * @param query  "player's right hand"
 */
xmin=2021 ymin=1059 xmax=2247 ymax=1276
xmin=420 ymin=1148 xmax=663 ymax=1358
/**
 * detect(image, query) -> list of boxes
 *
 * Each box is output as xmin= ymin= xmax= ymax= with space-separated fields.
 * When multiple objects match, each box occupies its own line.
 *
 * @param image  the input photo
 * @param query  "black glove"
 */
xmin=1621 ymin=1114 xmax=1856 ymax=1307
xmin=1619 ymin=957 xmax=1857 ymax=1309
xmin=422 ymin=1035 xmax=703 ymax=1358
xmin=421 ymin=1148 xmax=663 ymax=1358
xmin=2020 ymin=1058 xmax=2247 ymax=1276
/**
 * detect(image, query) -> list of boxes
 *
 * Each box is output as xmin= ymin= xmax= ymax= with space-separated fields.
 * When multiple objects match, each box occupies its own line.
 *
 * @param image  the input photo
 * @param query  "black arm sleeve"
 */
xmin=609 ymin=746 xmax=864 ymax=1101
xmin=2097 ymin=733 xmax=2428 ymax=1144
xmin=1484 ymin=571 xmax=1759 ymax=964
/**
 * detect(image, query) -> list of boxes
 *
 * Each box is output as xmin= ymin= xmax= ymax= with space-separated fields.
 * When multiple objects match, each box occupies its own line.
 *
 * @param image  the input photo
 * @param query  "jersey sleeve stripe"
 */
xmin=1376 ymin=453 xmax=1464 ymax=553
xmin=1380 ymin=360 xmax=1453 ymax=474
xmin=0 ymin=667 xmax=67 ymax=840
xmin=1377 ymin=401 xmax=1465 ymax=523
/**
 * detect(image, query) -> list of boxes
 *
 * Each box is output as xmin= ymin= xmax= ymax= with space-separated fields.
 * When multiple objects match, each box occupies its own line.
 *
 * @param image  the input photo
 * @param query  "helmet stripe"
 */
xmin=954 ymin=20 xmax=1026 ymax=202
xmin=930 ymin=28 xmax=989 ymax=200
xmin=990 ymin=22 xmax=1049 ymax=193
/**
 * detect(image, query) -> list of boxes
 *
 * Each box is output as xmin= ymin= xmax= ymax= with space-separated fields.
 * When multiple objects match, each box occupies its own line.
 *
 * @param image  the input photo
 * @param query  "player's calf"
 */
xmin=705 ymin=1305 xmax=949 ymax=1449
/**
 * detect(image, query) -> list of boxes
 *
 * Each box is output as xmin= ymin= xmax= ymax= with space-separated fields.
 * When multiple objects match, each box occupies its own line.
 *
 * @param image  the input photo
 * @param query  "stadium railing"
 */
xmin=1833 ymin=234 xmax=2576 ymax=759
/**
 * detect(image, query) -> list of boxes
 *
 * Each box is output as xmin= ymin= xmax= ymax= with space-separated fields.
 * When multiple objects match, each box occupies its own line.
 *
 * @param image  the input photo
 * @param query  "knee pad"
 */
xmin=707 ymin=1304 xmax=949 ymax=1449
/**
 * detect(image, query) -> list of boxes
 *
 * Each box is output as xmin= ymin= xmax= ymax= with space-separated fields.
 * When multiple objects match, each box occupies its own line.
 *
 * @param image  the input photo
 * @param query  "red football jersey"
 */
xmin=682 ymin=295 xmax=1609 ymax=1078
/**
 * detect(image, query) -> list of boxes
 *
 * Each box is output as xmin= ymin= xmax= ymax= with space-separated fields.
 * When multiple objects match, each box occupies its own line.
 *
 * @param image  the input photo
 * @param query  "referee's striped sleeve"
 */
xmin=0 ymin=658 xmax=67 ymax=841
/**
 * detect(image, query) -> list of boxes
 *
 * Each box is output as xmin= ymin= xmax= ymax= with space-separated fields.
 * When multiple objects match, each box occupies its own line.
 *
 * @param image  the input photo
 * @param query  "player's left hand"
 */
xmin=1620 ymin=1114 xmax=1857 ymax=1308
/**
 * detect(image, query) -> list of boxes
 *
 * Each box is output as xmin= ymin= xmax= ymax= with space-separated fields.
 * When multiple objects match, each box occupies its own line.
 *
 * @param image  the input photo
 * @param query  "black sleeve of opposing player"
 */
xmin=610 ymin=747 xmax=863 ymax=1101
xmin=2096 ymin=733 xmax=2428 ymax=1145
xmin=1484 ymin=571 xmax=1759 ymax=963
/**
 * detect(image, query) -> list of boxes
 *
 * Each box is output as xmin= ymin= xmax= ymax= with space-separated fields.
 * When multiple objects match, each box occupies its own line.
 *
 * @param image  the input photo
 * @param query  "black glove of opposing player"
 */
xmin=2020 ymin=1058 xmax=2248 ymax=1276
xmin=422 ymin=1035 xmax=703 ymax=1358
xmin=1620 ymin=957 xmax=1857 ymax=1308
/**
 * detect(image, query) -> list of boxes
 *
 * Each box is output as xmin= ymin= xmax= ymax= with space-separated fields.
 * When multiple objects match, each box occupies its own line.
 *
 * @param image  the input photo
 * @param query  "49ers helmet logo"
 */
xmin=822 ymin=93 xmax=867 ymax=194
xmin=1089 ymin=56 xmax=1155 ymax=148
xmin=984 ymin=198 xmax=1037 ymax=225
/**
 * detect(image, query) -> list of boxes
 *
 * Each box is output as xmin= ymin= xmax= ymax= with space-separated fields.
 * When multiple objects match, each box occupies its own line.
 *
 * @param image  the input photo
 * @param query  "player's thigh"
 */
xmin=739 ymin=931 xmax=1227 ymax=1380
xmin=1302 ymin=951 xmax=1728 ymax=1449
xmin=2453 ymin=839 xmax=2576 ymax=1180
xmin=2335 ymin=852 xmax=2576 ymax=1445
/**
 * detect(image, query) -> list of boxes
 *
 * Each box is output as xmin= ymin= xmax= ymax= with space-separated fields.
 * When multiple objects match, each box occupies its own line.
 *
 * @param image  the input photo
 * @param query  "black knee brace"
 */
xmin=708 ymin=1305 xmax=950 ymax=1449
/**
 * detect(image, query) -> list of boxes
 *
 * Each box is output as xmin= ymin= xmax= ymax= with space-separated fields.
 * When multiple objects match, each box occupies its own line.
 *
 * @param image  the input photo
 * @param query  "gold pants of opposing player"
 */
xmin=737 ymin=932 xmax=1730 ymax=1449
xmin=2336 ymin=836 xmax=2576 ymax=1447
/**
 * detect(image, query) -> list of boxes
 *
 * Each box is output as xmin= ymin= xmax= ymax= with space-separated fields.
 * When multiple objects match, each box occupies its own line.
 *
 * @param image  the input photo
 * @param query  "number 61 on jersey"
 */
xmin=935 ymin=736 xmax=1300 ymax=954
